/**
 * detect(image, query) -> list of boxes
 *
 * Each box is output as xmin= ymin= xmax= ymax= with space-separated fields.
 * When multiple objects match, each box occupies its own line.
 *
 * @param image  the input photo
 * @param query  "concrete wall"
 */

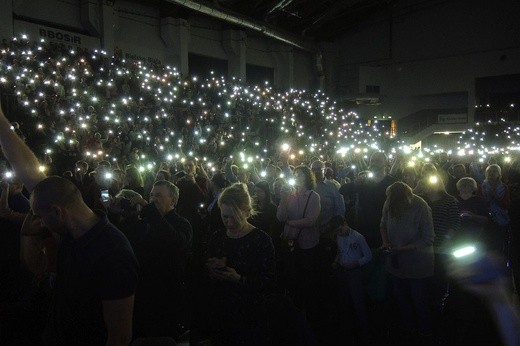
xmin=326 ymin=0 xmax=520 ymax=127
xmin=1 ymin=0 xmax=316 ymax=90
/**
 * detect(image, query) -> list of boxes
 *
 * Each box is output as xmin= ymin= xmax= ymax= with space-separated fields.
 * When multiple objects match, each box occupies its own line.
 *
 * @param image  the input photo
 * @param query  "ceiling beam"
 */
xmin=164 ymin=0 xmax=320 ymax=52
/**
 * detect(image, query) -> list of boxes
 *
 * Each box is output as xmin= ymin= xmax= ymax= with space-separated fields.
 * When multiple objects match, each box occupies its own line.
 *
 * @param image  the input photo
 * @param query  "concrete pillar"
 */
xmin=222 ymin=30 xmax=246 ymax=81
xmin=274 ymin=46 xmax=294 ymax=89
xmin=160 ymin=17 xmax=190 ymax=77
xmin=80 ymin=0 xmax=102 ymax=36
xmin=101 ymin=1 xmax=116 ymax=54
xmin=0 ymin=0 xmax=14 ymax=40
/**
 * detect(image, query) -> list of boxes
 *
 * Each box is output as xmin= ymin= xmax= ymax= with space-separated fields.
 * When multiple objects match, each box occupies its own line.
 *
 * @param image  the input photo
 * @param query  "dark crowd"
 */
xmin=1 ymin=36 xmax=520 ymax=346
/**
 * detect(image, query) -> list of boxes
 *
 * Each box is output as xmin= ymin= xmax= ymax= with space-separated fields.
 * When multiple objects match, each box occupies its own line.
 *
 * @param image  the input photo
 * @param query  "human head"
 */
xmin=422 ymin=174 xmax=446 ymax=196
xmin=266 ymin=164 xmax=281 ymax=181
xmin=452 ymin=164 xmax=466 ymax=179
xmin=324 ymin=167 xmax=335 ymax=180
xmin=155 ymin=169 xmax=172 ymax=182
xmin=401 ymin=166 xmax=417 ymax=188
xmin=30 ymin=176 xmax=89 ymax=234
xmin=149 ymin=180 xmax=179 ymax=215
xmin=385 ymin=182 xmax=413 ymax=219
xmin=272 ymin=177 xmax=286 ymax=198
xmin=310 ymin=160 xmax=325 ymax=181
xmin=237 ymin=167 xmax=251 ymax=183
xmin=420 ymin=163 xmax=437 ymax=178
xmin=211 ymin=171 xmax=230 ymax=191
xmin=116 ymin=188 xmax=143 ymax=218
xmin=253 ymin=180 xmax=272 ymax=207
xmin=369 ymin=152 xmax=387 ymax=173
xmin=456 ymin=177 xmax=478 ymax=195
xmin=183 ymin=158 xmax=196 ymax=175
xmin=125 ymin=166 xmax=143 ymax=187
xmin=485 ymin=164 xmax=502 ymax=183
xmin=438 ymin=152 xmax=448 ymax=163
xmin=7 ymin=176 xmax=24 ymax=196
xmin=75 ymin=160 xmax=88 ymax=173
xmin=218 ymin=183 xmax=255 ymax=233
xmin=509 ymin=160 xmax=520 ymax=183
xmin=327 ymin=215 xmax=348 ymax=234
xmin=293 ymin=165 xmax=316 ymax=190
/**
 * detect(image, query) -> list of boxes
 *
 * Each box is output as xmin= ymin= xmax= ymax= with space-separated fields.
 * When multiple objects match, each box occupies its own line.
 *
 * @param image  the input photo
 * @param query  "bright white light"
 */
xmin=453 ymin=246 xmax=476 ymax=258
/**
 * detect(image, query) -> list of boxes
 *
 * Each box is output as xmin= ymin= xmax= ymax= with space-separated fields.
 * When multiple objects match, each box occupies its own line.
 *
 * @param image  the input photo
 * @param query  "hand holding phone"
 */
xmin=101 ymin=189 xmax=110 ymax=203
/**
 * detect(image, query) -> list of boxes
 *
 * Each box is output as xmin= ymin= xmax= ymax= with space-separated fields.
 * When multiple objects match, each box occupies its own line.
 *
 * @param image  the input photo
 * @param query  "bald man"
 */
xmin=0 ymin=102 xmax=138 ymax=346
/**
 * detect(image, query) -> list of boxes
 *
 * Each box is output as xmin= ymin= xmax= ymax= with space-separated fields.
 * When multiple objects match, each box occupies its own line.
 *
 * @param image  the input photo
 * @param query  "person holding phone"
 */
xmin=380 ymin=182 xmax=435 ymax=343
xmin=205 ymin=183 xmax=275 ymax=345
xmin=127 ymin=180 xmax=192 ymax=340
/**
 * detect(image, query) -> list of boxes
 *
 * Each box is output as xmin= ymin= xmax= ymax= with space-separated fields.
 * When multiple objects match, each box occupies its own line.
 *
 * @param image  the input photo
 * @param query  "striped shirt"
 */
xmin=427 ymin=194 xmax=460 ymax=249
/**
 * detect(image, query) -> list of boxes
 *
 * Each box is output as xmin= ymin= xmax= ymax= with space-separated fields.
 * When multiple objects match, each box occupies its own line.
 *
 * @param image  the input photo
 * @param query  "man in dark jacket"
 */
xmin=131 ymin=180 xmax=193 ymax=339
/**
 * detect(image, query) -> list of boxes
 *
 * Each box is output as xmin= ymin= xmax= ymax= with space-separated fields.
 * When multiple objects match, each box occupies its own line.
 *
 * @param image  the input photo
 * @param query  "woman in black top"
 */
xmin=207 ymin=183 xmax=275 ymax=345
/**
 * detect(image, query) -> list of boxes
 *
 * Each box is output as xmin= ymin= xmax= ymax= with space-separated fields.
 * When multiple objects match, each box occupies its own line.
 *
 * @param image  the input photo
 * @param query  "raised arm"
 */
xmin=0 ymin=103 xmax=46 ymax=192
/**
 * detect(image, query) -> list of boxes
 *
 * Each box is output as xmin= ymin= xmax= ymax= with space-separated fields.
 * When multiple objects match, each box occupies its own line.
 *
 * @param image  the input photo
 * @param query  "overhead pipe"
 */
xmin=163 ymin=0 xmax=319 ymax=53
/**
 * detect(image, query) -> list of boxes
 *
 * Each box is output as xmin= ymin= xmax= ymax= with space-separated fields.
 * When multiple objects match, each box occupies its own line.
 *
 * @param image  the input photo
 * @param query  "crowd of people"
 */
xmin=1 ymin=35 xmax=520 ymax=346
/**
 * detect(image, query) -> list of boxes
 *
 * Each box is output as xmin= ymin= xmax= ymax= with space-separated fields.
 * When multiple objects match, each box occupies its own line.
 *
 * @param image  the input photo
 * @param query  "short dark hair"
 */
xmin=31 ymin=176 xmax=85 ymax=212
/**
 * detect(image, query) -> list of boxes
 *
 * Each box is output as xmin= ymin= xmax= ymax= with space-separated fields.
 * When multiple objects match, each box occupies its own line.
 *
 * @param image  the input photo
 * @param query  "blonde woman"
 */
xmin=206 ymin=183 xmax=275 ymax=345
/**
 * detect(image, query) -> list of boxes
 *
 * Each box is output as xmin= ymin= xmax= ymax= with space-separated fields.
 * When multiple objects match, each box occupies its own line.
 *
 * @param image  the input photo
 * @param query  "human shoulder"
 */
xmin=165 ymin=209 xmax=191 ymax=226
xmin=348 ymin=228 xmax=364 ymax=239
xmin=250 ymin=227 xmax=272 ymax=241
xmin=383 ymin=174 xmax=398 ymax=185
xmin=309 ymin=189 xmax=320 ymax=200
xmin=412 ymin=195 xmax=430 ymax=210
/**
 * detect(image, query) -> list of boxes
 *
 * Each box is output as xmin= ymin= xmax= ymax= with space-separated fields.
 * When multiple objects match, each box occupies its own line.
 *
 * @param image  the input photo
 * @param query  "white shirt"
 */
xmin=335 ymin=228 xmax=372 ymax=267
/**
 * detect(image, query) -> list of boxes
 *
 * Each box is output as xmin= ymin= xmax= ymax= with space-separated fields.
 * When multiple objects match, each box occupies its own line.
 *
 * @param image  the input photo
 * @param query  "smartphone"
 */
xmin=101 ymin=189 xmax=110 ymax=202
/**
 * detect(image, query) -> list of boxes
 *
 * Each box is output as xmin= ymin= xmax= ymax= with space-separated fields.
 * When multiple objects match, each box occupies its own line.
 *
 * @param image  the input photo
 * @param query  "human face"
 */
xmin=311 ymin=165 xmax=324 ymax=181
xmin=30 ymin=197 xmax=67 ymax=235
xmin=220 ymin=203 xmax=247 ymax=234
xmin=253 ymin=187 xmax=266 ymax=204
xmin=149 ymin=185 xmax=175 ymax=215
xmin=293 ymin=170 xmax=306 ymax=188
xmin=486 ymin=167 xmax=500 ymax=183
xmin=184 ymin=160 xmax=196 ymax=175
xmin=453 ymin=165 xmax=466 ymax=179
xmin=369 ymin=153 xmax=386 ymax=172
xmin=402 ymin=173 xmax=416 ymax=188
xmin=155 ymin=172 xmax=166 ymax=181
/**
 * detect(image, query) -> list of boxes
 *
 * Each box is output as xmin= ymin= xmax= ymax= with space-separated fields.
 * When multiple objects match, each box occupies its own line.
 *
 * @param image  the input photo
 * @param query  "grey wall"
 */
xmin=2 ymin=0 xmax=316 ymax=90
xmin=325 ymin=0 xmax=520 ymax=127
